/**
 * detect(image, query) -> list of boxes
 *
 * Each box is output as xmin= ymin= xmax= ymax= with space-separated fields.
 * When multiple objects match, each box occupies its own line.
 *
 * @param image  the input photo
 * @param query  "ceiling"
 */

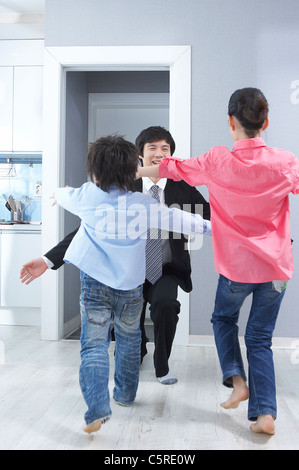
xmin=0 ymin=1 xmax=45 ymax=15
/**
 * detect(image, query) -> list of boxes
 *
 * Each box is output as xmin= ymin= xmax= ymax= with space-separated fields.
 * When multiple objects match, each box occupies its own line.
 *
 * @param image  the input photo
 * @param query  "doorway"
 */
xmin=41 ymin=45 xmax=191 ymax=342
xmin=63 ymin=70 xmax=170 ymax=338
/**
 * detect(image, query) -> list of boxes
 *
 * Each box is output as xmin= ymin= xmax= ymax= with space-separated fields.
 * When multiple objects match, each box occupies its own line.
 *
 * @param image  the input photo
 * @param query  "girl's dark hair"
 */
xmin=228 ymin=88 xmax=269 ymax=138
xmin=87 ymin=135 xmax=139 ymax=192
xmin=135 ymin=126 xmax=176 ymax=156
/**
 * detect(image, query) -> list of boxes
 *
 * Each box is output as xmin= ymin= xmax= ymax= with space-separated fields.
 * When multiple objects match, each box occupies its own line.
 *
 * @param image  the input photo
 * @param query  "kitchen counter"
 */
xmin=0 ymin=223 xmax=42 ymax=232
xmin=0 ymin=225 xmax=41 ymax=327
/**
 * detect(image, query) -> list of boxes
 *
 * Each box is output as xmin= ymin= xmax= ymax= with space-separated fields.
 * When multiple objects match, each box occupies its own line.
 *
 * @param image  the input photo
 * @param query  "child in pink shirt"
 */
xmin=138 ymin=87 xmax=299 ymax=435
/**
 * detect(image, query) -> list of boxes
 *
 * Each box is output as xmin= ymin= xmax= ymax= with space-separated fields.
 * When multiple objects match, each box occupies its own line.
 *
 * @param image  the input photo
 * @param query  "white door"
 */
xmin=88 ymin=93 xmax=169 ymax=143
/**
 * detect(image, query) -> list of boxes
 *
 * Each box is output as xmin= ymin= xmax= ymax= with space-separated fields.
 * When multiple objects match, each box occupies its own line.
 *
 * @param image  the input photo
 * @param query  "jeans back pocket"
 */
xmin=121 ymin=297 xmax=144 ymax=327
xmin=81 ymin=288 xmax=114 ymax=326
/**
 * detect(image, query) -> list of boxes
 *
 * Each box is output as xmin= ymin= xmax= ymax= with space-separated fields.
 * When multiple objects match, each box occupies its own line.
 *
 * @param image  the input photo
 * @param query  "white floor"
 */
xmin=0 ymin=325 xmax=299 ymax=450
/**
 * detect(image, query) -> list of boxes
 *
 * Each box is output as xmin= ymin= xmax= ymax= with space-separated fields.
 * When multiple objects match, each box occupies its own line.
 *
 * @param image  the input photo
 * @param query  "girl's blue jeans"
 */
xmin=79 ymin=272 xmax=144 ymax=426
xmin=211 ymin=275 xmax=287 ymax=421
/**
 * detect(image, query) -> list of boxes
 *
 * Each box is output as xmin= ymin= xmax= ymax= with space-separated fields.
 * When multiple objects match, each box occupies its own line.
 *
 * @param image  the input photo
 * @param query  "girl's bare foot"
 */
xmin=250 ymin=415 xmax=275 ymax=435
xmin=83 ymin=420 xmax=102 ymax=434
xmin=221 ymin=375 xmax=249 ymax=409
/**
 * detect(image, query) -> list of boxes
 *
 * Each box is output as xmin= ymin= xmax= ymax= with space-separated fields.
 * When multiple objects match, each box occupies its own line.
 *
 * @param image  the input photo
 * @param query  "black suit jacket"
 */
xmin=45 ymin=180 xmax=210 ymax=293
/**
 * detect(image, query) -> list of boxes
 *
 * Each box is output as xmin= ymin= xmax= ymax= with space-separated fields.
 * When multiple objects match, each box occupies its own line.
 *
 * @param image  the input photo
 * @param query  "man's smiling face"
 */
xmin=139 ymin=140 xmax=171 ymax=167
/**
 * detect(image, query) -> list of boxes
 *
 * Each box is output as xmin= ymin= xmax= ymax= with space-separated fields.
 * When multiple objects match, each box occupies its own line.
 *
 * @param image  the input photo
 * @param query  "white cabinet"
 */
xmin=0 ymin=231 xmax=41 ymax=308
xmin=0 ymin=67 xmax=13 ymax=151
xmin=0 ymin=66 xmax=43 ymax=152
xmin=0 ymin=40 xmax=43 ymax=67
xmin=0 ymin=40 xmax=44 ymax=153
xmin=13 ymin=66 xmax=43 ymax=152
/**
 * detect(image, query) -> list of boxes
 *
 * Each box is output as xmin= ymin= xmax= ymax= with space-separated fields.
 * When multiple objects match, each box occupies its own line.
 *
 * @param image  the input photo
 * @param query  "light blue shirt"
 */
xmin=55 ymin=182 xmax=210 ymax=291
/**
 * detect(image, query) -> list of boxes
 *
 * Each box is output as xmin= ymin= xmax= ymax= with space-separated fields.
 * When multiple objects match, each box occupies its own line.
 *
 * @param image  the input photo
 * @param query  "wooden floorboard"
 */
xmin=0 ymin=326 xmax=298 ymax=450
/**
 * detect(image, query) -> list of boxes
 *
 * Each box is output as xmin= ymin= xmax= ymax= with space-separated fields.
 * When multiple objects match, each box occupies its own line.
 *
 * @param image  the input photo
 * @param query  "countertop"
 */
xmin=0 ymin=223 xmax=42 ymax=232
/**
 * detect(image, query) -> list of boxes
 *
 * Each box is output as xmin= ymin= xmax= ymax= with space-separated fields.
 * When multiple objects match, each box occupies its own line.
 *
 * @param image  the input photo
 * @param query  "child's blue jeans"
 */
xmin=79 ymin=272 xmax=144 ymax=426
xmin=211 ymin=275 xmax=287 ymax=421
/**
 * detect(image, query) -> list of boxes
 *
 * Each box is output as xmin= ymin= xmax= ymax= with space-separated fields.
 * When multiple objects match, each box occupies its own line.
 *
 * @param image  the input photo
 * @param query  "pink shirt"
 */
xmin=159 ymin=138 xmax=299 ymax=283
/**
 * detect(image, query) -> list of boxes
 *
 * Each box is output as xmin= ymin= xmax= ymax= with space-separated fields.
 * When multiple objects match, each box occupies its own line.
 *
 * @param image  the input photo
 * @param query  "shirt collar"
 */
xmin=232 ymin=137 xmax=266 ymax=151
xmin=142 ymin=176 xmax=167 ymax=192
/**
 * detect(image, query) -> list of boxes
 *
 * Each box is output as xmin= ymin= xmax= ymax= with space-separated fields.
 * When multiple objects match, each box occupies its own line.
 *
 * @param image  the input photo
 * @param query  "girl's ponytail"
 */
xmin=228 ymin=88 xmax=268 ymax=137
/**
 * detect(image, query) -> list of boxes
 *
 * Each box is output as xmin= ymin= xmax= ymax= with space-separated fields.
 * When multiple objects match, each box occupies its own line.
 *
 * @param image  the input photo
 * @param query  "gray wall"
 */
xmin=88 ymin=71 xmax=169 ymax=94
xmin=46 ymin=0 xmax=299 ymax=337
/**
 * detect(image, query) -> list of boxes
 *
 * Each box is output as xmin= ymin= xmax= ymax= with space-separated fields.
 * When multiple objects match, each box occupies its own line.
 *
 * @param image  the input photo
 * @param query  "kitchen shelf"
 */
xmin=0 ymin=223 xmax=41 ymax=232
xmin=0 ymin=154 xmax=42 ymax=164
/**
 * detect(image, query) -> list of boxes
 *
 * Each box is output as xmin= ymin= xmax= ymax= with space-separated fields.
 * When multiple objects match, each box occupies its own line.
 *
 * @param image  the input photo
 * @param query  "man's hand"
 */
xmin=20 ymin=258 xmax=48 ymax=285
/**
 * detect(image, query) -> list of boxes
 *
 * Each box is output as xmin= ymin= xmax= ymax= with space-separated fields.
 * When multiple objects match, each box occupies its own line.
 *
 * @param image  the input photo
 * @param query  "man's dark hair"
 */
xmin=87 ymin=134 xmax=139 ymax=192
xmin=135 ymin=126 xmax=176 ymax=156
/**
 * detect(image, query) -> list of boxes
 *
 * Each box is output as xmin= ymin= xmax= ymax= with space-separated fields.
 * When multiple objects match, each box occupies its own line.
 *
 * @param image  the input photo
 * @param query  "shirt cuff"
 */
xmin=203 ymin=220 xmax=212 ymax=235
xmin=42 ymin=256 xmax=54 ymax=269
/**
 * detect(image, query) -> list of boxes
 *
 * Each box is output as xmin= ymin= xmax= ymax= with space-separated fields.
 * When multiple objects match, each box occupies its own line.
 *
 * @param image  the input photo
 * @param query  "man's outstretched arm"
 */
xmin=20 ymin=229 xmax=79 ymax=284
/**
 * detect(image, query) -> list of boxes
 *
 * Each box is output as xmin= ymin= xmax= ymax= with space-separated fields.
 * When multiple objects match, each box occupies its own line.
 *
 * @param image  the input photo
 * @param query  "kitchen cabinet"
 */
xmin=0 ymin=40 xmax=44 ymax=153
xmin=0 ymin=40 xmax=43 ymax=67
xmin=0 ymin=230 xmax=41 ymax=308
xmin=0 ymin=66 xmax=43 ymax=153
xmin=13 ymin=66 xmax=43 ymax=152
xmin=0 ymin=67 xmax=13 ymax=151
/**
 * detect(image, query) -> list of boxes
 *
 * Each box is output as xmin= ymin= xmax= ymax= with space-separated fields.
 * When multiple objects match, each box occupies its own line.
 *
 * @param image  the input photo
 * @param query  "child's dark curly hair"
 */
xmin=87 ymin=135 xmax=139 ymax=192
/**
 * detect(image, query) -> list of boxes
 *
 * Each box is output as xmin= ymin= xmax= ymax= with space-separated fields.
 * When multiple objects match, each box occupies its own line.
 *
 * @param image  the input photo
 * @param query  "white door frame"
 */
xmin=41 ymin=45 xmax=191 ymax=342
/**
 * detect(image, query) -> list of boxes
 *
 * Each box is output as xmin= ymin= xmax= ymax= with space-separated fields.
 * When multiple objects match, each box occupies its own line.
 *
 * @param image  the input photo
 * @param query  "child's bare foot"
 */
xmin=83 ymin=420 xmax=102 ymax=434
xmin=250 ymin=415 xmax=275 ymax=435
xmin=221 ymin=375 xmax=249 ymax=409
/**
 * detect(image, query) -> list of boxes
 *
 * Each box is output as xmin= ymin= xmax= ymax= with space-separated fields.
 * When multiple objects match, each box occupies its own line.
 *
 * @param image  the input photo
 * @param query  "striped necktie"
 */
xmin=146 ymin=185 xmax=163 ymax=285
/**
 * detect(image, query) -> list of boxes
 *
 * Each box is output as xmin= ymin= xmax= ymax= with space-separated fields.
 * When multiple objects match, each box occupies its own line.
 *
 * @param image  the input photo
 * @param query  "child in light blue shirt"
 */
xmin=54 ymin=135 xmax=210 ymax=434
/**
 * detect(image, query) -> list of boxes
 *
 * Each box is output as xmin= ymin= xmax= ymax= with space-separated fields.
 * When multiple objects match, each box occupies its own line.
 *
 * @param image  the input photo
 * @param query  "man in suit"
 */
xmin=20 ymin=126 xmax=210 ymax=385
